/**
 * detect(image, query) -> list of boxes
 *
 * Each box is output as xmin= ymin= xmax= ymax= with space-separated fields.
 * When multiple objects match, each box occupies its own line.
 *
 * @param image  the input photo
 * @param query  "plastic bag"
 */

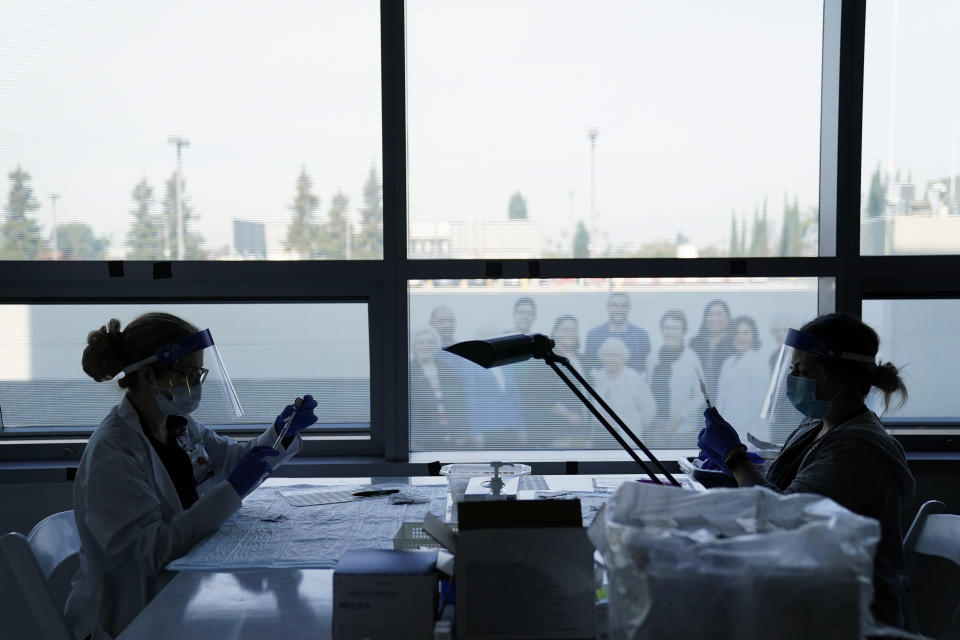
xmin=588 ymin=482 xmax=881 ymax=640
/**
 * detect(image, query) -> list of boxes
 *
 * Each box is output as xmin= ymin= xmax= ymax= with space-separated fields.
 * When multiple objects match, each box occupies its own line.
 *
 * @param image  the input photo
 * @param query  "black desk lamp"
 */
xmin=445 ymin=333 xmax=681 ymax=487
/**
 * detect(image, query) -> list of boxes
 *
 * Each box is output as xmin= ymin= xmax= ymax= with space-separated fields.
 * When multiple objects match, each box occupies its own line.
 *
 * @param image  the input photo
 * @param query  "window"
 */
xmin=862 ymin=300 xmax=960 ymax=421
xmin=409 ymin=278 xmax=817 ymax=450
xmin=406 ymin=0 xmax=823 ymax=259
xmin=861 ymin=0 xmax=960 ymax=255
xmin=0 ymin=303 xmax=370 ymax=432
xmin=0 ymin=1 xmax=382 ymax=261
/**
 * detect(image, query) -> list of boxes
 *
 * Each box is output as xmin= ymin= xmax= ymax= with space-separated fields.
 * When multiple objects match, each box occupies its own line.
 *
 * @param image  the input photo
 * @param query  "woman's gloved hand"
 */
xmin=273 ymin=394 xmax=319 ymax=439
xmin=697 ymin=407 xmax=744 ymax=475
xmin=227 ymin=446 xmax=279 ymax=497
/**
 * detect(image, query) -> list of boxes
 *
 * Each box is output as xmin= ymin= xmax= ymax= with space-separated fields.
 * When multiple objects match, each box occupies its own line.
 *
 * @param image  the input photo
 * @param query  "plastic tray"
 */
xmin=393 ymin=521 xmax=458 ymax=550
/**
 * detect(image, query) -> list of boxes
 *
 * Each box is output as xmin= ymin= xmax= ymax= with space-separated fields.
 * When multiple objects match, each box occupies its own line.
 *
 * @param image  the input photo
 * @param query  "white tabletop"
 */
xmin=117 ymin=474 xmax=693 ymax=639
xmin=118 ymin=569 xmax=334 ymax=640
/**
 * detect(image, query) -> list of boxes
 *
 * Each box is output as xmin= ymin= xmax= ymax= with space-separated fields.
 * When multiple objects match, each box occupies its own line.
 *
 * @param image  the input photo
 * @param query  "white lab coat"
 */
xmin=65 ymin=394 xmax=302 ymax=640
xmin=660 ymin=347 xmax=705 ymax=432
xmin=716 ymin=348 xmax=771 ymax=442
xmin=591 ymin=366 xmax=657 ymax=437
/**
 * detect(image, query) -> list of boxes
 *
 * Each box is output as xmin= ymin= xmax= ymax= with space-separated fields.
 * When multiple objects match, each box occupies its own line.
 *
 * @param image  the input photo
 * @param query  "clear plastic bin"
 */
xmin=439 ymin=463 xmax=532 ymax=520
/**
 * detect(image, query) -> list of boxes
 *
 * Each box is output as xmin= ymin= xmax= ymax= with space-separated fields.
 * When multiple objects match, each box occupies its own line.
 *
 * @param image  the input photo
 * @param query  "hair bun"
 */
xmin=82 ymin=319 xmax=127 ymax=382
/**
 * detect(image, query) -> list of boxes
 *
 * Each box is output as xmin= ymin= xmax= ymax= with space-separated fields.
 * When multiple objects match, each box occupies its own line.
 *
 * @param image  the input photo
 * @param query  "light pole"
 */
xmin=168 ymin=137 xmax=190 ymax=259
xmin=49 ymin=194 xmax=60 ymax=259
xmin=588 ymin=128 xmax=599 ymax=252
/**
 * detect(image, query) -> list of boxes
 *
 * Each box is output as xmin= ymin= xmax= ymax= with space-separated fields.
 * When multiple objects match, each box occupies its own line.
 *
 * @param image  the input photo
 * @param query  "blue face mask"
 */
xmin=785 ymin=375 xmax=832 ymax=419
xmin=156 ymin=385 xmax=202 ymax=416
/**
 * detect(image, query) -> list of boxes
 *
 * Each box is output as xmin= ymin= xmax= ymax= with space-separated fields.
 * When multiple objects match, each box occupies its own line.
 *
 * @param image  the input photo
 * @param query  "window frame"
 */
xmin=1 ymin=0 xmax=958 ymax=468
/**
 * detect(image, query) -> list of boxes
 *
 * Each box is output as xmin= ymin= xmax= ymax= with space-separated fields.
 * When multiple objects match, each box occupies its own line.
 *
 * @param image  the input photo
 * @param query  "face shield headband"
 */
xmin=760 ymin=328 xmax=876 ymax=422
xmin=122 ymin=329 xmax=243 ymax=417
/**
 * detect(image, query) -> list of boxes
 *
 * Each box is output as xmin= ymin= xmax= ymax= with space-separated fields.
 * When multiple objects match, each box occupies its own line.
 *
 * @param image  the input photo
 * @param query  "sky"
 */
xmin=1 ymin=0 xmax=957 ymax=258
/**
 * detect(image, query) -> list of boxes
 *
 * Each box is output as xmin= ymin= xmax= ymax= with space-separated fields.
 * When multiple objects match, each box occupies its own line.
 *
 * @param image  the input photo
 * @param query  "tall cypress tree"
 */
xmin=352 ymin=165 xmax=383 ymax=259
xmin=284 ymin=167 xmax=322 ymax=258
xmin=866 ymin=164 xmax=886 ymax=218
xmin=729 ymin=211 xmax=740 ymax=257
xmin=126 ymin=179 xmax=165 ymax=259
xmin=162 ymin=172 xmax=206 ymax=259
xmin=2 ymin=166 xmax=48 ymax=259
xmin=319 ymin=191 xmax=350 ymax=260
xmin=573 ymin=220 xmax=590 ymax=258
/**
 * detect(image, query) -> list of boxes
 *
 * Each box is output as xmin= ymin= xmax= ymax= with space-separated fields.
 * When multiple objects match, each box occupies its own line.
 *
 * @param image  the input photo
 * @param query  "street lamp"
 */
xmin=49 ymin=194 xmax=60 ymax=259
xmin=588 ymin=128 xmax=599 ymax=253
xmin=168 ymin=137 xmax=190 ymax=259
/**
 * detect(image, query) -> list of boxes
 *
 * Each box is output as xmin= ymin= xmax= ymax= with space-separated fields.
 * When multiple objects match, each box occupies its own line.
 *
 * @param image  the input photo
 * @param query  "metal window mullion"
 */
xmin=381 ymin=0 xmax=409 ymax=461
xmin=829 ymin=0 xmax=867 ymax=316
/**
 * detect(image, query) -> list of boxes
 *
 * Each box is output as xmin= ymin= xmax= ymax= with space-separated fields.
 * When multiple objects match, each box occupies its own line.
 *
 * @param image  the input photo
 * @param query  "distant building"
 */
xmin=862 ymin=172 xmax=960 ymax=254
xmin=233 ymin=220 xmax=266 ymax=259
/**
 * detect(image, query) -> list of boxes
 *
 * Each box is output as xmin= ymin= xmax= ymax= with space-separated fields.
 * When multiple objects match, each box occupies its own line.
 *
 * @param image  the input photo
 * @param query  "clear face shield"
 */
xmin=122 ymin=328 xmax=243 ymax=418
xmin=761 ymin=328 xmax=874 ymax=423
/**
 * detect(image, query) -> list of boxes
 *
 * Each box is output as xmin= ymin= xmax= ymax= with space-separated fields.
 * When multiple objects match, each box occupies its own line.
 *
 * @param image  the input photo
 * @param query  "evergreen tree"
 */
xmin=508 ymin=192 xmax=528 ymax=220
xmin=162 ymin=172 xmax=206 ymax=259
xmin=57 ymin=222 xmax=109 ymax=259
xmin=284 ymin=167 xmax=322 ymax=258
xmin=573 ymin=220 xmax=590 ymax=258
xmin=353 ymin=165 xmax=383 ymax=259
xmin=749 ymin=199 xmax=769 ymax=257
xmin=126 ymin=179 xmax=165 ymax=259
xmin=729 ymin=211 xmax=740 ymax=256
xmin=319 ymin=191 xmax=350 ymax=259
xmin=778 ymin=194 xmax=802 ymax=257
xmin=1 ymin=166 xmax=48 ymax=259
xmin=866 ymin=164 xmax=885 ymax=218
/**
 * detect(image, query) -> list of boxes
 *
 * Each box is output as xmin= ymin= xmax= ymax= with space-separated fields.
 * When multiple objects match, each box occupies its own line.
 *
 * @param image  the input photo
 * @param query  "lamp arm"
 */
xmin=546 ymin=353 xmax=681 ymax=487
xmin=544 ymin=357 xmax=663 ymax=484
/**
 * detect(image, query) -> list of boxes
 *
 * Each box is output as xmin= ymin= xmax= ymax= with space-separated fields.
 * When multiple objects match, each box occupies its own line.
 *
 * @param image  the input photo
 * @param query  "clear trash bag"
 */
xmin=588 ymin=483 xmax=881 ymax=640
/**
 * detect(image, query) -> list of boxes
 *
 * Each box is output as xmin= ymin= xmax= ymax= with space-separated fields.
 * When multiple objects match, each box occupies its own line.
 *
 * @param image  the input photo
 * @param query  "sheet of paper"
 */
xmin=278 ymin=489 xmax=358 ymax=506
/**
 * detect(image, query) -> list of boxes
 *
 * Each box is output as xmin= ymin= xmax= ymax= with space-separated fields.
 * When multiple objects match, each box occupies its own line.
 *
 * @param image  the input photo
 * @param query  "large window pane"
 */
xmin=862 ymin=300 xmax=960 ymax=420
xmin=0 ymin=303 xmax=370 ymax=430
xmin=407 ymin=1 xmax=822 ymax=259
xmin=1 ymin=1 xmax=381 ymax=261
xmin=409 ymin=278 xmax=817 ymax=451
xmin=861 ymin=0 xmax=960 ymax=255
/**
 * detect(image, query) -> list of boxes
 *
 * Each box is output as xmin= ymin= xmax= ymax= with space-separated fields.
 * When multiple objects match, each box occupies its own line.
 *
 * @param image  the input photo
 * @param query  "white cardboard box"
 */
xmin=333 ymin=549 xmax=438 ymax=640
xmin=455 ymin=527 xmax=595 ymax=640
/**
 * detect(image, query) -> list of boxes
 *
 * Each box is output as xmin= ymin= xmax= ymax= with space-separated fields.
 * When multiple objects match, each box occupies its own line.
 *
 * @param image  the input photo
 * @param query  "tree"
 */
xmin=284 ymin=167 xmax=323 ymax=259
xmin=749 ymin=199 xmax=769 ymax=257
xmin=778 ymin=194 xmax=802 ymax=256
xmin=162 ymin=173 xmax=206 ymax=259
xmin=126 ymin=179 xmax=165 ymax=259
xmin=729 ymin=212 xmax=740 ymax=257
xmin=1 ymin=166 xmax=48 ymax=259
xmin=352 ymin=165 xmax=383 ymax=259
xmin=57 ymin=222 xmax=109 ymax=259
xmin=318 ymin=191 xmax=350 ymax=259
xmin=508 ymin=192 xmax=528 ymax=220
xmin=866 ymin=164 xmax=885 ymax=218
xmin=573 ymin=220 xmax=590 ymax=258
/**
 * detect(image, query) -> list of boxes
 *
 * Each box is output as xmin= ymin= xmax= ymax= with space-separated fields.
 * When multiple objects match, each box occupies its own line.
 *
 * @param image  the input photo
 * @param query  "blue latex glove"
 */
xmin=227 ymin=446 xmax=279 ymax=497
xmin=698 ymin=407 xmax=744 ymax=459
xmin=273 ymin=394 xmax=319 ymax=439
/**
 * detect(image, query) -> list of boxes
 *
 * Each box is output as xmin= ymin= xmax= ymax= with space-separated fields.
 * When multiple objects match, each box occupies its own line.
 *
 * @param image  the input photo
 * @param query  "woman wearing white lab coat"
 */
xmin=716 ymin=315 xmax=771 ymax=442
xmin=590 ymin=337 xmax=656 ymax=442
xmin=65 ymin=313 xmax=316 ymax=640
xmin=649 ymin=310 xmax=706 ymax=447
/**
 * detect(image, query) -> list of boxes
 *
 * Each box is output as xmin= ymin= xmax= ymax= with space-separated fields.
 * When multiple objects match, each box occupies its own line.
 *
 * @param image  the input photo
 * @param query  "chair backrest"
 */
xmin=26 ymin=510 xmax=82 ymax=611
xmin=0 ymin=532 xmax=75 ymax=640
xmin=902 ymin=500 xmax=960 ymax=637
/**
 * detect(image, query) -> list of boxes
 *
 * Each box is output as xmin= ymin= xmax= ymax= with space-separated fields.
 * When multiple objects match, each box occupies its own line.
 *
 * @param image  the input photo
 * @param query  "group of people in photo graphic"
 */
xmin=409 ymin=293 xmax=799 ymax=450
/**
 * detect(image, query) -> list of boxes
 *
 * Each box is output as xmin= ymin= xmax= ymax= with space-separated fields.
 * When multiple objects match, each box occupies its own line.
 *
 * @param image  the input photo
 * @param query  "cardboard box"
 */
xmin=453 ymin=500 xmax=596 ymax=640
xmin=333 ymin=549 xmax=438 ymax=640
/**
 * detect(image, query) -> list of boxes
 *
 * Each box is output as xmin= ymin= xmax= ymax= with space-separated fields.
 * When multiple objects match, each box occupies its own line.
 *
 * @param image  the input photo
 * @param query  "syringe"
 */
xmin=695 ymin=367 xmax=712 ymax=408
xmin=272 ymin=396 xmax=303 ymax=449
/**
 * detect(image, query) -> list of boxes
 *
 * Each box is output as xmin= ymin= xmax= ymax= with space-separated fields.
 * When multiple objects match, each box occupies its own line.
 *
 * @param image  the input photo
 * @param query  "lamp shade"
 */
xmin=443 ymin=333 xmax=554 ymax=368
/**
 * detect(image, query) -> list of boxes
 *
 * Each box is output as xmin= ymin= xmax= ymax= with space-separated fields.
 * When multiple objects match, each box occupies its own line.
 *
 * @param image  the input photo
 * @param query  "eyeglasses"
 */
xmin=168 ymin=366 xmax=209 ymax=387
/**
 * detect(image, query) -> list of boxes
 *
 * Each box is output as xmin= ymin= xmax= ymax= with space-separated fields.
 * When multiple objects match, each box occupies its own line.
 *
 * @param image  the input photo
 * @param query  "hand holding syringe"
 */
xmin=273 ymin=396 xmax=304 ymax=449
xmin=695 ymin=367 xmax=712 ymax=408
